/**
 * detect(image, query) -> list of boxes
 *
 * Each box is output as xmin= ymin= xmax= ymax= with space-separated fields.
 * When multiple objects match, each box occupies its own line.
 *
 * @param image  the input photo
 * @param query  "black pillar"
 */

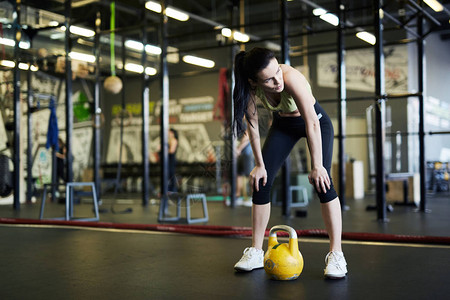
xmin=26 ymin=58 xmax=33 ymax=203
xmin=93 ymin=12 xmax=101 ymax=200
xmin=417 ymin=1 xmax=427 ymax=212
xmin=280 ymin=0 xmax=291 ymax=216
xmin=337 ymin=1 xmax=347 ymax=210
xmin=12 ymin=0 xmax=21 ymax=210
xmin=65 ymin=0 xmax=73 ymax=183
xmin=141 ymin=6 xmax=150 ymax=207
xmin=374 ymin=0 xmax=387 ymax=222
xmin=159 ymin=0 xmax=170 ymax=215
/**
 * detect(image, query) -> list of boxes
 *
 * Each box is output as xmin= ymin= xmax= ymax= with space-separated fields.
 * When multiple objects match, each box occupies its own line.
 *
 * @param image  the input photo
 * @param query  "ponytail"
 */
xmin=233 ymin=51 xmax=250 ymax=137
xmin=232 ymin=47 xmax=275 ymax=137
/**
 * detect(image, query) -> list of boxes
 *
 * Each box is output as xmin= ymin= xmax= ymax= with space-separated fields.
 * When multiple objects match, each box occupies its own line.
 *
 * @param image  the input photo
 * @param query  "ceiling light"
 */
xmin=0 ymin=60 xmax=15 ymax=68
xmin=320 ymin=13 xmax=339 ymax=26
xmin=313 ymin=8 xmax=327 ymax=16
xmin=61 ymin=25 xmax=95 ymax=37
xmin=48 ymin=21 xmax=59 ymax=26
xmin=125 ymin=40 xmax=162 ymax=55
xmin=125 ymin=40 xmax=144 ymax=51
xmin=145 ymin=1 xmax=189 ymax=21
xmin=233 ymin=31 xmax=250 ymax=43
xmin=125 ymin=63 xmax=144 ymax=73
xmin=69 ymin=52 xmax=96 ymax=63
xmin=0 ymin=38 xmax=15 ymax=47
xmin=165 ymin=8 xmax=189 ymax=21
xmin=356 ymin=31 xmax=376 ymax=45
xmin=145 ymin=1 xmax=161 ymax=13
xmin=423 ymin=0 xmax=444 ymax=12
xmin=145 ymin=67 xmax=157 ymax=76
xmin=18 ymin=63 xmax=30 ymax=70
xmin=30 ymin=65 xmax=38 ymax=72
xmin=221 ymin=28 xmax=232 ymax=38
xmin=145 ymin=44 xmax=162 ymax=55
xmin=182 ymin=55 xmax=215 ymax=68
xmin=0 ymin=38 xmax=30 ymax=49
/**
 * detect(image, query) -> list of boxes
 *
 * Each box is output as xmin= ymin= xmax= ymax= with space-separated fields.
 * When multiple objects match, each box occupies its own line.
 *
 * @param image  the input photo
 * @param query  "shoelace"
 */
xmin=326 ymin=252 xmax=346 ymax=270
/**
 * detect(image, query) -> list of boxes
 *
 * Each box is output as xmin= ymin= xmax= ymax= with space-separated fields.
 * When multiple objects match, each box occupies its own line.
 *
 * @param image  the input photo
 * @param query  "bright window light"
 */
xmin=0 ymin=60 xmax=15 ymax=68
xmin=424 ymin=0 xmax=444 ymax=12
xmin=233 ymin=31 xmax=250 ymax=43
xmin=182 ymin=55 xmax=215 ymax=68
xmin=356 ymin=31 xmax=376 ymax=45
xmin=320 ymin=13 xmax=339 ymax=26
xmin=145 ymin=67 xmax=157 ymax=76
xmin=145 ymin=1 xmax=189 ymax=21
xmin=313 ymin=8 xmax=327 ymax=16
xmin=125 ymin=63 xmax=144 ymax=73
xmin=69 ymin=52 xmax=96 ymax=63
xmin=221 ymin=28 xmax=232 ymax=37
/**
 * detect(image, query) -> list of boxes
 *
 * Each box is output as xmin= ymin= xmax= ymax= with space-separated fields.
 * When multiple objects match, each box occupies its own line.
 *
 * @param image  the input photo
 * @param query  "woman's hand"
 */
xmin=249 ymin=165 xmax=267 ymax=192
xmin=308 ymin=166 xmax=331 ymax=193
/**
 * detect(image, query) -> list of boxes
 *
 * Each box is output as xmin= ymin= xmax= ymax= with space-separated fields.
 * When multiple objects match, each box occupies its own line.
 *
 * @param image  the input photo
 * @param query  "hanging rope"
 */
xmin=110 ymin=1 xmax=116 ymax=76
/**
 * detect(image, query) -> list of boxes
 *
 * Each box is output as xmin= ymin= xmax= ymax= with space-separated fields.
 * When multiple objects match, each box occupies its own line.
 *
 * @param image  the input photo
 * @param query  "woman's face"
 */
xmin=256 ymin=58 xmax=284 ymax=93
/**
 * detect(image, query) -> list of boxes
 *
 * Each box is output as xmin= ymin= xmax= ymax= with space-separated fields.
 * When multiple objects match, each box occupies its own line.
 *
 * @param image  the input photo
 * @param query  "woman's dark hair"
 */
xmin=169 ymin=128 xmax=178 ymax=140
xmin=233 ymin=47 xmax=275 ymax=137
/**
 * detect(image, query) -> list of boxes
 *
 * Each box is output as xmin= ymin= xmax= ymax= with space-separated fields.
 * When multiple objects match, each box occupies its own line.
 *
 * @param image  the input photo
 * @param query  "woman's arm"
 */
xmin=282 ymin=65 xmax=331 ymax=193
xmin=245 ymin=94 xmax=267 ymax=192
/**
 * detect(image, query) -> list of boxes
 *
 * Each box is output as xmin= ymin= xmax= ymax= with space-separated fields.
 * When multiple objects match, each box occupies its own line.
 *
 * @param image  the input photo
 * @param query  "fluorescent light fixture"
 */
xmin=30 ymin=65 xmax=38 ymax=72
xmin=313 ymin=8 xmax=327 ymax=16
xmin=182 ymin=55 xmax=215 ymax=68
xmin=356 ymin=31 xmax=376 ymax=45
xmin=423 ymin=0 xmax=444 ymax=12
xmin=145 ymin=1 xmax=189 ymax=21
xmin=0 ymin=60 xmax=15 ymax=68
xmin=320 ymin=13 xmax=339 ymax=26
xmin=145 ymin=1 xmax=161 ymax=13
xmin=221 ymin=28 xmax=232 ymax=37
xmin=18 ymin=63 xmax=30 ymax=70
xmin=48 ymin=21 xmax=59 ymax=26
xmin=233 ymin=31 xmax=250 ymax=43
xmin=69 ymin=52 xmax=96 ymax=63
xmin=0 ymin=37 xmax=15 ymax=47
xmin=0 ymin=38 xmax=30 ymax=49
xmin=166 ymin=8 xmax=189 ymax=21
xmin=145 ymin=44 xmax=162 ymax=55
xmin=123 ymin=63 xmax=157 ymax=75
xmin=125 ymin=63 xmax=144 ymax=73
xmin=125 ymin=40 xmax=162 ymax=55
xmin=125 ymin=40 xmax=144 ymax=51
xmin=145 ymin=67 xmax=157 ymax=76
xmin=61 ymin=25 xmax=95 ymax=37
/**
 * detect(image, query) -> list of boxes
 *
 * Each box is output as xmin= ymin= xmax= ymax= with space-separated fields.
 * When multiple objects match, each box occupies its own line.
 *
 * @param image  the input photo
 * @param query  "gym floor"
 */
xmin=1 ymin=193 xmax=449 ymax=299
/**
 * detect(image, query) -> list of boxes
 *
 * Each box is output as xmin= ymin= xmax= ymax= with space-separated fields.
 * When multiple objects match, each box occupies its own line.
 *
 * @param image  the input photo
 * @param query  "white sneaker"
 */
xmin=324 ymin=251 xmax=348 ymax=279
xmin=234 ymin=247 xmax=264 ymax=272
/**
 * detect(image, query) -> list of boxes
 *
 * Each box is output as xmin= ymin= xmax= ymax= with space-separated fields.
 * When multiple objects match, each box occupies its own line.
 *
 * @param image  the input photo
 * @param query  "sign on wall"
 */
xmin=317 ymin=46 xmax=408 ymax=93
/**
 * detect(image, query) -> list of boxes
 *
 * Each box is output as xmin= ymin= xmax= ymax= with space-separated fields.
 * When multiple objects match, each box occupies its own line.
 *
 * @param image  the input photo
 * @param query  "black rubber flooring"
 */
xmin=1 ymin=224 xmax=449 ymax=300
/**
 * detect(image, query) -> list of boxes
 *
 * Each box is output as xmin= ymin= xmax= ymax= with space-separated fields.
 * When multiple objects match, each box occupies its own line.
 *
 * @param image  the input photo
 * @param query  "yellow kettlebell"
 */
xmin=264 ymin=225 xmax=304 ymax=280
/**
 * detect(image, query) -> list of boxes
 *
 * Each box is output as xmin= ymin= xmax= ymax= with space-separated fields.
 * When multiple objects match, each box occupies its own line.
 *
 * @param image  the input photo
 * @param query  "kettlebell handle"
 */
xmin=269 ymin=225 xmax=298 ymax=239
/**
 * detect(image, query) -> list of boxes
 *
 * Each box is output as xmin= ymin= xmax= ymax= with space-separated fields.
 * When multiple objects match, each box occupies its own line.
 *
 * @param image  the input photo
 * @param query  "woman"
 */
xmin=232 ymin=47 xmax=347 ymax=279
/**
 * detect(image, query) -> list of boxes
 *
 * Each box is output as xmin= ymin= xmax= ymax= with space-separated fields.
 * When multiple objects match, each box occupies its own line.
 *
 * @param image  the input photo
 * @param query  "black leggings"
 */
xmin=252 ymin=102 xmax=338 ymax=204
